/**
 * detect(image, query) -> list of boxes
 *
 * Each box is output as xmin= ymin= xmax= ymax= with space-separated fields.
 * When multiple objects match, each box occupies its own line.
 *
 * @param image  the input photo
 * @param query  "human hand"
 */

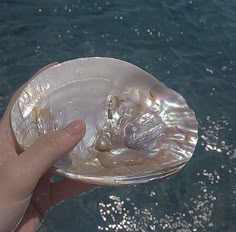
xmin=0 ymin=63 xmax=96 ymax=232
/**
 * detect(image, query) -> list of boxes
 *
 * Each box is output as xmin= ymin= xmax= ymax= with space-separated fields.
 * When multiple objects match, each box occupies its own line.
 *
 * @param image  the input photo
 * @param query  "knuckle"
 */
xmin=38 ymin=134 xmax=59 ymax=154
xmin=38 ymin=130 xmax=68 ymax=153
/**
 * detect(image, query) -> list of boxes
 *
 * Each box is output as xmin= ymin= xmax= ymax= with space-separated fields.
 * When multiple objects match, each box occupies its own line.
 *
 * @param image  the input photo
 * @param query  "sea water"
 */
xmin=0 ymin=0 xmax=236 ymax=231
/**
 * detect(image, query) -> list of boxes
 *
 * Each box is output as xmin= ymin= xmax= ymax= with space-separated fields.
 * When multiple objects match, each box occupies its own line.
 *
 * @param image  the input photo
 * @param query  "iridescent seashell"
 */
xmin=11 ymin=57 xmax=198 ymax=185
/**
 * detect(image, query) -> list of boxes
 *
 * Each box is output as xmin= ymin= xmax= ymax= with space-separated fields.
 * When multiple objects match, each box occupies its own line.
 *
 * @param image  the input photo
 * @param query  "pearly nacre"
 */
xmin=11 ymin=57 xmax=198 ymax=185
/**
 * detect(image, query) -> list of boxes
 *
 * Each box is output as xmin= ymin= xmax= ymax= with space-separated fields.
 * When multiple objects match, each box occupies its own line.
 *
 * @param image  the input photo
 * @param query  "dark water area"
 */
xmin=0 ymin=0 xmax=236 ymax=231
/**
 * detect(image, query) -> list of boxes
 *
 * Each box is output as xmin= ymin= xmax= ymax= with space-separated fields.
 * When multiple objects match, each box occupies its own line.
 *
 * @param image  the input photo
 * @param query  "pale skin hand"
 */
xmin=0 ymin=63 xmax=96 ymax=232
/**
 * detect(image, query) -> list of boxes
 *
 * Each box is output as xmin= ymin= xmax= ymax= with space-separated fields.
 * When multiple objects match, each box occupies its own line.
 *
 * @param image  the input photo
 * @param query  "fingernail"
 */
xmin=64 ymin=120 xmax=86 ymax=136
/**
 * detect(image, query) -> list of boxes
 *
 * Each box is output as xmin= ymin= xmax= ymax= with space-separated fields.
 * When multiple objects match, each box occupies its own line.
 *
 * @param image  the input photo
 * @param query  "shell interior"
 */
xmin=11 ymin=57 xmax=198 ymax=185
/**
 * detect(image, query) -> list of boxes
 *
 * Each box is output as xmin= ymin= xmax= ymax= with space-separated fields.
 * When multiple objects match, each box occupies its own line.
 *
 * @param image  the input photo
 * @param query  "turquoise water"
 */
xmin=1 ymin=0 xmax=236 ymax=231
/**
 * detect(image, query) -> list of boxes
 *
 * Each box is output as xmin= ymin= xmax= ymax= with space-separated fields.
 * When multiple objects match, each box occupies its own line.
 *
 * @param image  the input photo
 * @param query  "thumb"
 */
xmin=2 ymin=119 xmax=86 ymax=198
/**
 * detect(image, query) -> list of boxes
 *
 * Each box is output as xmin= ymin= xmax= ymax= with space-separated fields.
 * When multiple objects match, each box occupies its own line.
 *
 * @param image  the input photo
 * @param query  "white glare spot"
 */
xmin=205 ymin=68 xmax=214 ymax=74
